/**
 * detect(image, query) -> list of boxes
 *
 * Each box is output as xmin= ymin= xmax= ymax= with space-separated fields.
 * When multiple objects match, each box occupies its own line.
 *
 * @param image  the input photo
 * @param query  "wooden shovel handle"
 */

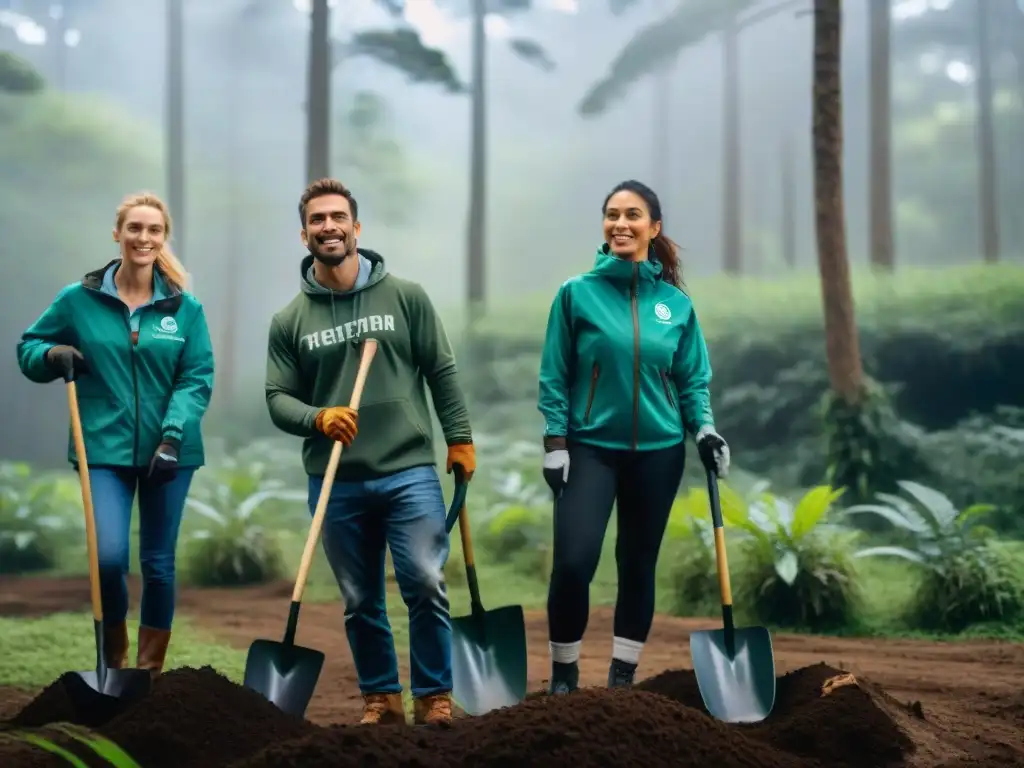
xmin=291 ymin=338 xmax=379 ymax=603
xmin=67 ymin=380 xmax=104 ymax=623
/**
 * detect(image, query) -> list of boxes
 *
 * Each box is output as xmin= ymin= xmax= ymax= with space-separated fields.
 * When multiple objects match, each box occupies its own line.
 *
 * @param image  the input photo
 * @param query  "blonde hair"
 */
xmin=114 ymin=192 xmax=189 ymax=292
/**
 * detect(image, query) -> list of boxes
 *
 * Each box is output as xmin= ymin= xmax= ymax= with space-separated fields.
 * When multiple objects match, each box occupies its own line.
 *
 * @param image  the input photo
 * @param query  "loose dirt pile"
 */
xmin=0 ymin=662 xmax=1015 ymax=768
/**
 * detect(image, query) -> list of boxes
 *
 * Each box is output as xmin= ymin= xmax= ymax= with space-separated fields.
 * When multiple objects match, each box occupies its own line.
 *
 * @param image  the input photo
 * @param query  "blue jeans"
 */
xmin=307 ymin=465 xmax=452 ymax=698
xmin=89 ymin=466 xmax=195 ymax=631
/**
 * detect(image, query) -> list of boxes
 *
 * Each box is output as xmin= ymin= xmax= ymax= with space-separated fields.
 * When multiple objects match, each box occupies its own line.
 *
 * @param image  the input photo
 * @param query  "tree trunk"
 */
xmin=306 ymin=0 xmax=331 ymax=184
xmin=721 ymin=18 xmax=742 ymax=275
xmin=975 ymin=0 xmax=999 ymax=263
xmin=466 ymin=0 xmax=488 ymax=324
xmin=813 ymin=0 xmax=864 ymax=403
xmin=166 ymin=0 xmax=185 ymax=262
xmin=780 ymin=133 xmax=796 ymax=268
xmin=868 ymin=0 xmax=893 ymax=270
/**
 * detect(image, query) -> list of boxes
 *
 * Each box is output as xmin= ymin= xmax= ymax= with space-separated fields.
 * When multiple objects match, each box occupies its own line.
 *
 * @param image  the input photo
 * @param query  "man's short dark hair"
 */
xmin=298 ymin=178 xmax=358 ymax=226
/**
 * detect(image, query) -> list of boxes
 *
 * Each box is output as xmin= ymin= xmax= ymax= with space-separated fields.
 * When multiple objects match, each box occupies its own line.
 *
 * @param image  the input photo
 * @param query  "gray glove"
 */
xmin=542 ymin=449 xmax=570 ymax=495
xmin=696 ymin=425 xmax=730 ymax=478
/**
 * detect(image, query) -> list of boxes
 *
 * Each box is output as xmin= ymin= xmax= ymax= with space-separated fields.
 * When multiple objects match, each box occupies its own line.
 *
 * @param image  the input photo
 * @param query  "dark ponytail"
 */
xmin=651 ymin=231 xmax=683 ymax=288
xmin=603 ymin=179 xmax=684 ymax=288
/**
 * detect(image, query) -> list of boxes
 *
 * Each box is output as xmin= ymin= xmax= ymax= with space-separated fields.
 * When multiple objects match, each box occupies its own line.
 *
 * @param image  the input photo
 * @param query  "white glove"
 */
xmin=542 ymin=449 xmax=570 ymax=493
xmin=696 ymin=425 xmax=730 ymax=478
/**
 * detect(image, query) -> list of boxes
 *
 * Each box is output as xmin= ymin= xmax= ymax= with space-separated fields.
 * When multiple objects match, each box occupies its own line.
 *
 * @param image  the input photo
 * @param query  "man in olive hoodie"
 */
xmin=265 ymin=178 xmax=476 ymax=727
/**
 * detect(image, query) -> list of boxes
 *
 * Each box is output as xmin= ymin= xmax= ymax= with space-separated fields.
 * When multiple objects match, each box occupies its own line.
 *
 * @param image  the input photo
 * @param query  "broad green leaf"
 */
xmin=897 ymin=480 xmax=959 ymax=529
xmin=791 ymin=485 xmax=843 ymax=540
xmin=13 ymin=733 xmax=89 ymax=767
xmin=843 ymin=503 xmax=923 ymax=532
xmin=958 ymin=503 xmax=997 ymax=527
xmin=874 ymin=492 xmax=932 ymax=531
xmin=184 ymin=498 xmax=226 ymax=526
xmin=774 ymin=550 xmax=799 ymax=585
xmin=51 ymin=724 xmax=143 ymax=768
xmin=853 ymin=545 xmax=929 ymax=565
xmin=236 ymin=489 xmax=308 ymax=520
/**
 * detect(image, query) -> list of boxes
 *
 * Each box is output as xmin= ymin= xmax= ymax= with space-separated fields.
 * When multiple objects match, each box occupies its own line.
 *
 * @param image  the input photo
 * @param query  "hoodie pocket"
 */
xmin=584 ymin=363 xmax=600 ymax=424
xmin=350 ymin=398 xmax=430 ymax=467
xmin=660 ymin=369 xmax=677 ymax=409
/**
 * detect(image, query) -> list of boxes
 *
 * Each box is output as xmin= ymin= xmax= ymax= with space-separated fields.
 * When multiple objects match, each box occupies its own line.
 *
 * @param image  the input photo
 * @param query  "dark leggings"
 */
xmin=547 ymin=439 xmax=686 ymax=645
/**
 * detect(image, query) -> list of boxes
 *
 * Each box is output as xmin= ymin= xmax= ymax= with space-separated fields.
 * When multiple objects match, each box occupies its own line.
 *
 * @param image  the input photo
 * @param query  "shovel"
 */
xmin=689 ymin=466 xmax=776 ymax=723
xmin=243 ymin=338 xmax=379 ymax=718
xmin=62 ymin=375 xmax=151 ymax=720
xmin=450 ymin=465 xmax=528 ymax=716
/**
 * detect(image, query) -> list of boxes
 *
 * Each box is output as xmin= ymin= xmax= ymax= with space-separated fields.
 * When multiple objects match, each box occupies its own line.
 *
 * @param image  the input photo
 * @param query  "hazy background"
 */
xmin=1 ymin=0 xmax=1020 ymax=464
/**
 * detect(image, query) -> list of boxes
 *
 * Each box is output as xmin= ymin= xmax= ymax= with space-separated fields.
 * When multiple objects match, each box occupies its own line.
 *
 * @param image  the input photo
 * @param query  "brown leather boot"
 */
xmin=103 ymin=621 xmax=129 ymax=669
xmin=136 ymin=626 xmax=171 ymax=680
xmin=359 ymin=693 xmax=406 ymax=725
xmin=413 ymin=692 xmax=453 ymax=726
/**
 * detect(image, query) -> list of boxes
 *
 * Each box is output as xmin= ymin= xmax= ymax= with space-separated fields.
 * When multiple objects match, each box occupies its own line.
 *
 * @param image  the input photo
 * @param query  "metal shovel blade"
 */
xmin=63 ymin=620 xmax=151 ymax=724
xmin=64 ymin=667 xmax=151 ymax=724
xmin=689 ymin=625 xmax=776 ymax=723
xmin=451 ymin=604 xmax=528 ymax=716
xmin=243 ymin=638 xmax=325 ymax=719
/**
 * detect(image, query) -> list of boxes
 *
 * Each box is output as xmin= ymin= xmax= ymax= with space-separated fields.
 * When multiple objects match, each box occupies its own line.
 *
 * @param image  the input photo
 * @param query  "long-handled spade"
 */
xmin=450 ymin=465 xmax=528 ymax=716
xmin=62 ymin=374 xmax=152 ymax=719
xmin=689 ymin=466 xmax=777 ymax=723
xmin=243 ymin=338 xmax=379 ymax=718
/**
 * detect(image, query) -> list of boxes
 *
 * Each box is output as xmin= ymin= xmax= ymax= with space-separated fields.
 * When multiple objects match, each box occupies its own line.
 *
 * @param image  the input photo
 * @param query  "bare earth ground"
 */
xmin=3 ymin=575 xmax=1024 ymax=766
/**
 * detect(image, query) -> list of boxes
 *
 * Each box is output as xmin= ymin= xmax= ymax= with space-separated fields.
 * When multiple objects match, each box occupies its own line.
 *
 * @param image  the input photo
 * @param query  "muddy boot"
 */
xmin=136 ymin=626 xmax=171 ymax=680
xmin=103 ymin=621 xmax=129 ymax=669
xmin=548 ymin=661 xmax=579 ymax=695
xmin=359 ymin=692 xmax=406 ymax=725
xmin=607 ymin=658 xmax=637 ymax=689
xmin=413 ymin=692 xmax=453 ymax=727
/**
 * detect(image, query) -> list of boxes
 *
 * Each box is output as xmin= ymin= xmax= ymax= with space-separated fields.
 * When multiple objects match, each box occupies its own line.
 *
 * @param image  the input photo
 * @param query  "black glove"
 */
xmin=46 ymin=345 xmax=90 ymax=381
xmin=148 ymin=438 xmax=180 ymax=483
xmin=696 ymin=426 xmax=730 ymax=478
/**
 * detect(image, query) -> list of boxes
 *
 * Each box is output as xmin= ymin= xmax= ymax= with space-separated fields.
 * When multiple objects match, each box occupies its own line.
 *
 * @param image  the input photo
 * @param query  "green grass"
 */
xmin=0 ymin=614 xmax=247 ymax=690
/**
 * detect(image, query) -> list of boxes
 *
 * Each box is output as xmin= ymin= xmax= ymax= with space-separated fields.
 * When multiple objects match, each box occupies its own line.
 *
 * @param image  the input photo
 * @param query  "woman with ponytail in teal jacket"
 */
xmin=537 ymin=180 xmax=731 ymax=695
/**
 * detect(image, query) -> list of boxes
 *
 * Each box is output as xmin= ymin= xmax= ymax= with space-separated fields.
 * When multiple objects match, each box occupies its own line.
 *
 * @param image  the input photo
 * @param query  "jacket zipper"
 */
xmin=631 ymin=264 xmax=640 ymax=450
xmin=124 ymin=306 xmax=141 ymax=467
xmin=584 ymin=363 xmax=600 ymax=423
xmin=660 ymin=370 xmax=676 ymax=408
xmin=131 ymin=339 xmax=141 ymax=466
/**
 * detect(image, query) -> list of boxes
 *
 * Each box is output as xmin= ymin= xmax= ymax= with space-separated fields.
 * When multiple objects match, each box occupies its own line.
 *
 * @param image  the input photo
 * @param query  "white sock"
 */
xmin=612 ymin=636 xmax=643 ymax=665
xmin=550 ymin=640 xmax=581 ymax=664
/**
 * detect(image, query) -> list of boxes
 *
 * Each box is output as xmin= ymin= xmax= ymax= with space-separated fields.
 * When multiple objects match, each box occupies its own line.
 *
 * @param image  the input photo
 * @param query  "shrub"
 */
xmin=0 ymin=51 xmax=45 ymax=94
xmin=476 ymin=503 xmax=551 ymax=579
xmin=727 ymin=484 xmax=861 ymax=631
xmin=846 ymin=481 xmax=1024 ymax=632
xmin=911 ymin=407 xmax=1024 ymax=537
xmin=0 ymin=463 xmax=82 ymax=575
xmin=664 ymin=483 xmax=748 ymax=617
xmin=182 ymin=451 xmax=308 ymax=587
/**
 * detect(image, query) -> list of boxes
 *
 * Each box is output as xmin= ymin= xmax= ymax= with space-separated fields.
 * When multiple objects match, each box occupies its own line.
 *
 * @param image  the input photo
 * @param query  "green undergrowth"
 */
xmin=472 ymin=263 xmax=1024 ymax=342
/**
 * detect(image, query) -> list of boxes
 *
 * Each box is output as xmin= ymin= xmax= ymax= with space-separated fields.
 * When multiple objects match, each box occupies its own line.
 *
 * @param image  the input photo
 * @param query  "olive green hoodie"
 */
xmin=265 ymin=250 xmax=472 ymax=479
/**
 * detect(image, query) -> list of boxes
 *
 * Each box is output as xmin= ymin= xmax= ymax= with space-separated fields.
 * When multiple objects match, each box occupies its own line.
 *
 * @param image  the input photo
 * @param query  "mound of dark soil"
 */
xmin=4 ymin=667 xmax=317 ymax=767
xmin=0 ymin=663 xmax=920 ymax=768
xmin=636 ymin=662 xmax=915 ymax=767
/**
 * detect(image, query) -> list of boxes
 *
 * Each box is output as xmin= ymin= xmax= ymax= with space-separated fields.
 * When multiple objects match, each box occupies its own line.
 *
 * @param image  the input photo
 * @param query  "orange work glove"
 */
xmin=446 ymin=442 xmax=476 ymax=482
xmin=315 ymin=406 xmax=358 ymax=446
